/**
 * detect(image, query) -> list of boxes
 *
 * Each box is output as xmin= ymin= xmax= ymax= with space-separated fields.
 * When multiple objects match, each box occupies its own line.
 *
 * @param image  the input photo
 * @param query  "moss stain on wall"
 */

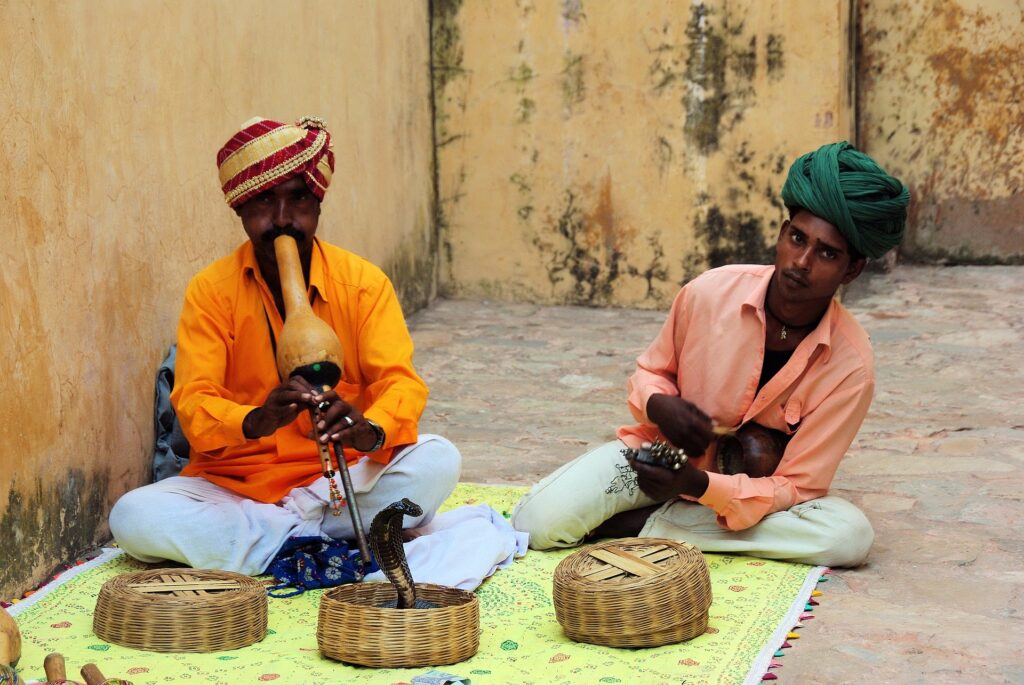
xmin=682 ymin=3 xmax=728 ymax=154
xmin=531 ymin=173 xmax=669 ymax=306
xmin=859 ymin=0 xmax=1023 ymax=261
xmin=430 ymin=0 xmax=469 ymax=294
xmin=0 ymin=471 xmax=110 ymax=595
xmin=509 ymin=62 xmax=538 ymax=124
xmin=381 ymin=214 xmax=438 ymax=314
xmin=766 ymin=34 xmax=785 ymax=77
xmin=561 ymin=52 xmax=586 ymax=118
xmin=688 ymin=207 xmax=772 ymax=275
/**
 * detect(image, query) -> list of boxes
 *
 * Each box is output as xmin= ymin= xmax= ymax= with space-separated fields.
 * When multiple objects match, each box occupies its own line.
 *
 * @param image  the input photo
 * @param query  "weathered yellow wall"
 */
xmin=0 ymin=0 xmax=434 ymax=597
xmin=859 ymin=0 xmax=1024 ymax=262
xmin=433 ymin=0 xmax=854 ymax=307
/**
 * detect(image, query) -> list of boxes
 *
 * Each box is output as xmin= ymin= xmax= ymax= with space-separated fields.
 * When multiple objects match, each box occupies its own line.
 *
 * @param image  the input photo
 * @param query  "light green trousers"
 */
xmin=511 ymin=440 xmax=873 ymax=567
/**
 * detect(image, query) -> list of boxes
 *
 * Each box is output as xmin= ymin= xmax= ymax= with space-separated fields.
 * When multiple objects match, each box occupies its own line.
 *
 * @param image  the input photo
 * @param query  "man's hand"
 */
xmin=646 ymin=394 xmax=714 ymax=456
xmin=243 ymin=377 xmax=318 ymax=439
xmin=309 ymin=390 xmax=380 ymax=453
xmin=628 ymin=456 xmax=710 ymax=501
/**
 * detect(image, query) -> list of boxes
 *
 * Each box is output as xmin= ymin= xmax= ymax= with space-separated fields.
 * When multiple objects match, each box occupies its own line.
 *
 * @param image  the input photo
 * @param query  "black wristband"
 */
xmin=363 ymin=419 xmax=386 ymax=453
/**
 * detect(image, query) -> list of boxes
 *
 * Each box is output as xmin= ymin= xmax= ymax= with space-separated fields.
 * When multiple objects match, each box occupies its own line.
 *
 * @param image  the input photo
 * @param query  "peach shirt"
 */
xmin=172 ymin=239 xmax=428 ymax=503
xmin=618 ymin=265 xmax=874 ymax=530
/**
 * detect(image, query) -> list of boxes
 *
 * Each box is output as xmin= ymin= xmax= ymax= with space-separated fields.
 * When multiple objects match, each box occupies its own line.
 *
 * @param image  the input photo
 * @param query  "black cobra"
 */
xmin=368 ymin=498 xmax=438 ymax=609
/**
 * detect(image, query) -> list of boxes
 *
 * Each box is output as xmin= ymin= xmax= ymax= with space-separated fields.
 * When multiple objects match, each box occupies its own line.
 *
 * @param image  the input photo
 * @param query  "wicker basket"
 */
xmin=93 ymin=569 xmax=268 ymax=652
xmin=553 ymin=537 xmax=712 ymax=648
xmin=318 ymin=582 xmax=479 ymax=668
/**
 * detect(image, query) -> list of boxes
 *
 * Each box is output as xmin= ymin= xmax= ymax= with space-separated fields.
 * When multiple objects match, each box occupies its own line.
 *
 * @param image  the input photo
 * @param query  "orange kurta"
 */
xmin=618 ymin=265 xmax=875 ymax=531
xmin=172 ymin=238 xmax=428 ymax=503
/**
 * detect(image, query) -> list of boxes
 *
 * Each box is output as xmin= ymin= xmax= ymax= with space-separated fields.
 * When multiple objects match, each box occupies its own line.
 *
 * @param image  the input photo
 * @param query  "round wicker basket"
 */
xmin=553 ymin=537 xmax=712 ymax=648
xmin=318 ymin=582 xmax=479 ymax=668
xmin=92 ymin=569 xmax=268 ymax=652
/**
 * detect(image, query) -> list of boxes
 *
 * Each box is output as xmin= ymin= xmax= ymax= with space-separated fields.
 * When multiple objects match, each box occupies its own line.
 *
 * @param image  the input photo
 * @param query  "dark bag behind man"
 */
xmin=153 ymin=344 xmax=191 ymax=481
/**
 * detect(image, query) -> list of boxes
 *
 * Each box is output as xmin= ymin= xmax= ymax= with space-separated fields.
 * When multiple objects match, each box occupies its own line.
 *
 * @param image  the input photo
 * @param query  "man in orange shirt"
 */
xmin=513 ymin=142 xmax=909 ymax=567
xmin=110 ymin=117 xmax=461 ymax=575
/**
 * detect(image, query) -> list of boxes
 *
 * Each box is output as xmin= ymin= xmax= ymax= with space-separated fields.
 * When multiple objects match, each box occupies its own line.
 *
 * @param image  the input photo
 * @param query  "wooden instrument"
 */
xmin=0 ymin=609 xmax=19 ymax=669
xmin=626 ymin=423 xmax=789 ymax=478
xmin=272 ymin=235 xmax=371 ymax=568
xmin=715 ymin=423 xmax=790 ymax=478
xmin=273 ymin=235 xmax=344 ymax=387
xmin=43 ymin=653 xmax=66 ymax=683
xmin=80 ymin=663 xmax=105 ymax=685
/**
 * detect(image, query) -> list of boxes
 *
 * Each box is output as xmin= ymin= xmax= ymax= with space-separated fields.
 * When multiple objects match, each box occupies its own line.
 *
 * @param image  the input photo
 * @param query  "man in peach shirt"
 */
xmin=110 ymin=117 xmax=460 ymax=575
xmin=513 ymin=142 xmax=910 ymax=567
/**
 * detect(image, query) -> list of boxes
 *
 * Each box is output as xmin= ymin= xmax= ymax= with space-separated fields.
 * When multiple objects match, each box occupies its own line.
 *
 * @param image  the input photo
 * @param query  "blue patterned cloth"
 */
xmin=266 ymin=534 xmax=378 ymax=598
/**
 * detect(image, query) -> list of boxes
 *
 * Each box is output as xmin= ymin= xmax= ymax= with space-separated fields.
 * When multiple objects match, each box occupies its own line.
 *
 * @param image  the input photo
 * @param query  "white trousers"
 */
xmin=110 ymin=435 xmax=461 ymax=575
xmin=511 ymin=440 xmax=873 ymax=567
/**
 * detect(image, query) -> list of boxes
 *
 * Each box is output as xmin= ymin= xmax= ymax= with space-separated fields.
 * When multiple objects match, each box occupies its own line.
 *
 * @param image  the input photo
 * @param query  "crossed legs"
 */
xmin=512 ymin=440 xmax=873 ymax=567
xmin=109 ymin=435 xmax=461 ymax=575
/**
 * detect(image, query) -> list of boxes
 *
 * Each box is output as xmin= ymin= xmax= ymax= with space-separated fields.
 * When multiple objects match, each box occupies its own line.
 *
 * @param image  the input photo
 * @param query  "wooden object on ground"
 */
xmin=79 ymin=664 xmax=104 ymax=685
xmin=0 ymin=608 xmax=20 ymax=668
xmin=92 ymin=569 xmax=267 ymax=653
xmin=43 ymin=653 xmax=67 ymax=681
xmin=318 ymin=583 xmax=479 ymax=668
xmin=79 ymin=662 xmax=130 ymax=685
xmin=553 ymin=537 xmax=712 ymax=648
xmin=273 ymin=235 xmax=343 ymax=383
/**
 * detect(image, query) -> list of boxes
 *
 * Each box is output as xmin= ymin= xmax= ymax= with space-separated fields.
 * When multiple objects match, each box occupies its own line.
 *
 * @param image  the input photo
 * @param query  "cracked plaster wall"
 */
xmin=0 ymin=0 xmax=434 ymax=597
xmin=433 ymin=0 xmax=854 ymax=308
xmin=859 ymin=0 xmax=1024 ymax=263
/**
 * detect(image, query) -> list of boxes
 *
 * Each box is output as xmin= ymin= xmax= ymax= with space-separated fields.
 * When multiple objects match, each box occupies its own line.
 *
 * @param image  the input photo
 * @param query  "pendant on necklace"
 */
xmin=780 ymin=325 xmax=788 ymax=340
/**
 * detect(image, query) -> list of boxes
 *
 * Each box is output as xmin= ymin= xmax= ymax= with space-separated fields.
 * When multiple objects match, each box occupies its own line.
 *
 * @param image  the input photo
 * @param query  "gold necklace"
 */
xmin=763 ymin=297 xmax=822 ymax=340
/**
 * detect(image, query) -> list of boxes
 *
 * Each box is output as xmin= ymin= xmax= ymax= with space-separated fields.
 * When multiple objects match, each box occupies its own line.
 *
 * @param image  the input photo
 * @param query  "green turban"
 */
xmin=781 ymin=141 xmax=910 ymax=259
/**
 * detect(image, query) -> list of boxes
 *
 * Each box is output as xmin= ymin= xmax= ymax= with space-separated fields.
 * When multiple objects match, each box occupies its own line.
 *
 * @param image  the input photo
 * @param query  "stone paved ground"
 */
xmin=409 ymin=265 xmax=1024 ymax=685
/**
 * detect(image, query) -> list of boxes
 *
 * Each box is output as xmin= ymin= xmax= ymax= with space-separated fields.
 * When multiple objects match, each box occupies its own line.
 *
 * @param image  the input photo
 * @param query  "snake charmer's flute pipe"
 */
xmin=332 ymin=438 xmax=372 ymax=567
xmin=272 ymin=235 xmax=371 ymax=568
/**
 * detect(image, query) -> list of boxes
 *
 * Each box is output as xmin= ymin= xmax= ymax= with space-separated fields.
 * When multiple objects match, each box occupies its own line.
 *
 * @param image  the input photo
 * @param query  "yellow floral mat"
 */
xmin=10 ymin=484 xmax=823 ymax=685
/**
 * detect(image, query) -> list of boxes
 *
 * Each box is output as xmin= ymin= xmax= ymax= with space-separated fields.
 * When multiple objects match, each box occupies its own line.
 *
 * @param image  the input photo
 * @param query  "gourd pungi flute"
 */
xmin=272 ymin=234 xmax=371 ymax=569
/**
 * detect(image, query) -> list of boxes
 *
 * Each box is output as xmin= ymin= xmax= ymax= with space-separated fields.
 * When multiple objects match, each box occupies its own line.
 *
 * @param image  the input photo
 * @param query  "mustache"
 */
xmin=261 ymin=226 xmax=305 ymax=243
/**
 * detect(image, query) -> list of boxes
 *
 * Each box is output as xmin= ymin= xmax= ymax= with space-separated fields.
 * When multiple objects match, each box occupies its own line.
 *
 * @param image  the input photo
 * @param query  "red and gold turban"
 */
xmin=216 ymin=116 xmax=335 ymax=208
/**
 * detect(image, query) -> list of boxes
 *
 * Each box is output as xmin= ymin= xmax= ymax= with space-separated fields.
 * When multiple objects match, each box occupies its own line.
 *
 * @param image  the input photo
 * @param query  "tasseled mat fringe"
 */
xmin=759 ymin=568 xmax=830 ymax=683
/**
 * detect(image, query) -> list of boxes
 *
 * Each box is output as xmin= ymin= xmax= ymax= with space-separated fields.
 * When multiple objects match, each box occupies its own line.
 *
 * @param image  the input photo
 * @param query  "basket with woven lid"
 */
xmin=553 ymin=537 xmax=712 ymax=648
xmin=92 ymin=569 xmax=268 ymax=652
xmin=317 ymin=582 xmax=479 ymax=668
